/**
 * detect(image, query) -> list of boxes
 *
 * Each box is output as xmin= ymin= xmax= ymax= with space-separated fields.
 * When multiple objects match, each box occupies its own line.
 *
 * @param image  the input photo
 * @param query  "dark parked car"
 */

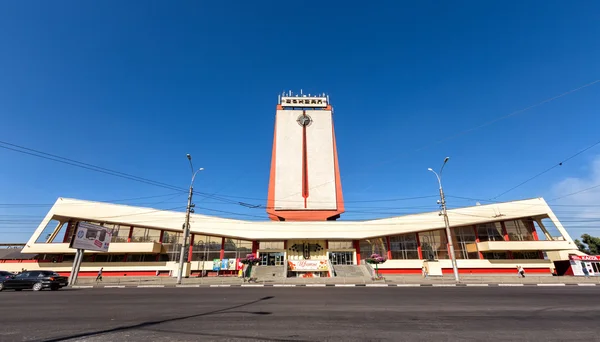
xmin=0 ymin=271 xmax=15 ymax=280
xmin=0 ymin=270 xmax=68 ymax=291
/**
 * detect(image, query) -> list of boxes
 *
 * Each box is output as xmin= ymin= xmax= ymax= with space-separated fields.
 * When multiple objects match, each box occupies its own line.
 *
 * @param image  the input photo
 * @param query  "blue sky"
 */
xmin=1 ymin=1 xmax=600 ymax=243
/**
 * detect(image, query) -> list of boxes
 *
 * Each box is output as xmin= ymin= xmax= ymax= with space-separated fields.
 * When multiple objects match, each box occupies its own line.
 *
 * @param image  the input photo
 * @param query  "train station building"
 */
xmin=7 ymin=93 xmax=586 ymax=277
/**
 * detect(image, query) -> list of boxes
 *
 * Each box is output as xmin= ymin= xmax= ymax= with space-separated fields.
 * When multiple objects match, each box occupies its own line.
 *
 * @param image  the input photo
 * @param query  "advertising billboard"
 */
xmin=69 ymin=222 xmax=112 ymax=252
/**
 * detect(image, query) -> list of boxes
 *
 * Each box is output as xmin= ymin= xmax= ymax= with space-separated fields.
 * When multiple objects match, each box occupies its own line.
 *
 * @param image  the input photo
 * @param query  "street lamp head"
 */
xmin=444 ymin=157 xmax=450 ymax=163
xmin=199 ymin=167 xmax=204 ymax=171
xmin=427 ymin=168 xmax=433 ymax=171
xmin=186 ymin=154 xmax=192 ymax=160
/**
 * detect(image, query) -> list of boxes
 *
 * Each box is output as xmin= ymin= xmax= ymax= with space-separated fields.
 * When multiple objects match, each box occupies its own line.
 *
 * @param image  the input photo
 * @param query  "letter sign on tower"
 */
xmin=266 ymin=92 xmax=344 ymax=221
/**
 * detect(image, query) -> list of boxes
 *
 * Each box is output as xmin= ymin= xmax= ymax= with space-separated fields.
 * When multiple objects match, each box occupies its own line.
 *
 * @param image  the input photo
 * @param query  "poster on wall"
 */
xmin=221 ymin=259 xmax=229 ymax=271
xmin=288 ymin=260 xmax=328 ymax=272
xmin=212 ymin=259 xmax=221 ymax=271
xmin=228 ymin=259 xmax=236 ymax=270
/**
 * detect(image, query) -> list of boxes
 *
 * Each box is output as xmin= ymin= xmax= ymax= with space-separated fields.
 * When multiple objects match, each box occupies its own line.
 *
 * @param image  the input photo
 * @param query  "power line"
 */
xmin=282 ymin=79 xmax=600 ymax=197
xmin=0 ymin=141 xmax=243 ymax=206
xmin=551 ymin=183 xmax=600 ymax=201
xmin=493 ymin=138 xmax=600 ymax=199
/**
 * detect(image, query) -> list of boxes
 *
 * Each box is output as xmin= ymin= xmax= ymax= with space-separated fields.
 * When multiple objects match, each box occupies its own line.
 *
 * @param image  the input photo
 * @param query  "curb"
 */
xmin=69 ymin=283 xmax=598 ymax=289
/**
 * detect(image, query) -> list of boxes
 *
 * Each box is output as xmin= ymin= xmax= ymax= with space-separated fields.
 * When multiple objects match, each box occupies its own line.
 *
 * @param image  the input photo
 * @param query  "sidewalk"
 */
xmin=72 ymin=274 xmax=600 ymax=288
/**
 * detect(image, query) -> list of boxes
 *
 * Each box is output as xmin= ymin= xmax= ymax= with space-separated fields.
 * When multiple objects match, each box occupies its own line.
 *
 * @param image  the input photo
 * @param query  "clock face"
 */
xmin=297 ymin=114 xmax=313 ymax=127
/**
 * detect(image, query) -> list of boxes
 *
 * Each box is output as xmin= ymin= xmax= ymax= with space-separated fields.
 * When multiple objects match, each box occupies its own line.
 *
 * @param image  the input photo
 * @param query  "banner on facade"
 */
xmin=287 ymin=260 xmax=329 ymax=272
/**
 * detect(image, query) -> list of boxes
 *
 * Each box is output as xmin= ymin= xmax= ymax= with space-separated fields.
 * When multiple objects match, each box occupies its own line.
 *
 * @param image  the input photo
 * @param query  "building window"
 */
xmin=162 ymin=231 xmax=182 ymax=244
xmin=130 ymin=227 xmax=161 ymax=243
xmin=476 ymin=223 xmax=504 ymax=242
xmin=94 ymin=254 xmax=126 ymax=262
xmin=223 ymin=238 xmax=253 ymax=260
xmin=359 ymin=238 xmax=387 ymax=258
xmin=328 ymin=241 xmax=353 ymax=250
xmin=451 ymin=226 xmax=479 ymax=259
xmin=162 ymin=232 xmax=182 ymax=262
xmin=259 ymin=241 xmax=284 ymax=250
xmin=126 ymin=254 xmax=158 ymax=262
xmin=418 ymin=230 xmax=449 ymax=260
xmin=191 ymin=235 xmax=222 ymax=262
xmin=481 ymin=251 xmax=510 ymax=260
xmin=512 ymin=251 xmax=542 ymax=259
xmin=109 ymin=225 xmax=129 ymax=243
xmin=504 ymin=219 xmax=535 ymax=241
xmin=389 ymin=233 xmax=419 ymax=259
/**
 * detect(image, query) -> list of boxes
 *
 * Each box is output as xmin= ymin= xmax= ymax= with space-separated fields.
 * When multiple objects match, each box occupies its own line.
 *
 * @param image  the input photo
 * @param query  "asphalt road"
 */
xmin=1 ymin=287 xmax=598 ymax=342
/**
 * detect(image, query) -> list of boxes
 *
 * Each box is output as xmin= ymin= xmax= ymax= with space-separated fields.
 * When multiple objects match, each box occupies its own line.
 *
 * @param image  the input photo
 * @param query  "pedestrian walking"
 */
xmin=96 ymin=267 xmax=103 ymax=282
xmin=422 ymin=266 xmax=428 ymax=278
xmin=582 ymin=264 xmax=590 ymax=278
xmin=517 ymin=265 xmax=525 ymax=278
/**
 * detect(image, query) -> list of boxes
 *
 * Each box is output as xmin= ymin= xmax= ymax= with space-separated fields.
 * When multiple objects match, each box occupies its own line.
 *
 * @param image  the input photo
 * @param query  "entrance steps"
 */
xmin=332 ymin=265 xmax=371 ymax=278
xmin=251 ymin=265 xmax=286 ymax=280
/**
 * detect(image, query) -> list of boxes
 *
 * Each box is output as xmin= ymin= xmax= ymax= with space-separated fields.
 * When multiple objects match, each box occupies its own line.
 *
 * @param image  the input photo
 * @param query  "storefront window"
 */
xmin=452 ymin=226 xmax=479 ymax=259
xmin=418 ymin=230 xmax=449 ymax=260
xmin=389 ymin=233 xmax=419 ymax=259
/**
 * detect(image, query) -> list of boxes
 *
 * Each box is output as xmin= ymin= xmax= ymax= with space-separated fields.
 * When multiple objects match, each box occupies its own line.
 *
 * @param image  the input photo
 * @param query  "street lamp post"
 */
xmin=176 ymin=154 xmax=203 ymax=285
xmin=428 ymin=157 xmax=460 ymax=282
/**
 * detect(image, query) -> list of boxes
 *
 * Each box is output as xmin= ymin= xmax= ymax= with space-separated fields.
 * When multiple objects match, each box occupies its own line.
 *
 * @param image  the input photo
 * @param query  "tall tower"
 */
xmin=266 ymin=92 xmax=344 ymax=221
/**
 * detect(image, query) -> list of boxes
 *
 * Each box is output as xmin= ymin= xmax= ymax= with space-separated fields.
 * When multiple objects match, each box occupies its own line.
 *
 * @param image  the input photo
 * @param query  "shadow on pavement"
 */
xmin=43 ymin=296 xmax=278 ymax=342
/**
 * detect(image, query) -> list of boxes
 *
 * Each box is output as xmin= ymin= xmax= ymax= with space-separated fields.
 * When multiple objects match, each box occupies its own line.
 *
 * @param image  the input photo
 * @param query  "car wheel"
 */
xmin=32 ymin=282 xmax=43 ymax=291
xmin=0 ymin=283 xmax=3 ymax=291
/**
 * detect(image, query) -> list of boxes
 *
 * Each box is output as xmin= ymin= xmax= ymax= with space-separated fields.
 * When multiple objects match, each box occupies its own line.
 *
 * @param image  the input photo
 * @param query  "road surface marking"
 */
xmin=137 ymin=285 xmax=165 ymax=288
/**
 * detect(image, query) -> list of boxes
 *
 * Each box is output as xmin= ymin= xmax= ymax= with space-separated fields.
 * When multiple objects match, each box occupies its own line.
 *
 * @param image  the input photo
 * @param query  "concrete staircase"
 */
xmin=251 ymin=265 xmax=286 ymax=280
xmin=332 ymin=265 xmax=371 ymax=278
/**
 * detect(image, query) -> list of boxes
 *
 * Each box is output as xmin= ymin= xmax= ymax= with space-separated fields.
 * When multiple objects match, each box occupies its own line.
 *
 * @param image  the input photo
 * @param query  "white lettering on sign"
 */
xmin=570 ymin=255 xmax=600 ymax=261
xmin=281 ymin=97 xmax=328 ymax=107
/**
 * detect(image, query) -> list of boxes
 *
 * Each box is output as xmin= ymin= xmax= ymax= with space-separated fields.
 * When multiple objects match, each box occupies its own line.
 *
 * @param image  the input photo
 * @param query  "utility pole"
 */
xmin=428 ymin=157 xmax=460 ymax=282
xmin=176 ymin=154 xmax=203 ymax=285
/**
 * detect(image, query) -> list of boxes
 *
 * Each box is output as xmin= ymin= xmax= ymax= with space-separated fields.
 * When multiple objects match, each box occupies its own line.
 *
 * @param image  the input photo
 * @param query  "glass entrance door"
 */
xmin=329 ymin=251 xmax=354 ymax=265
xmin=260 ymin=252 xmax=284 ymax=266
